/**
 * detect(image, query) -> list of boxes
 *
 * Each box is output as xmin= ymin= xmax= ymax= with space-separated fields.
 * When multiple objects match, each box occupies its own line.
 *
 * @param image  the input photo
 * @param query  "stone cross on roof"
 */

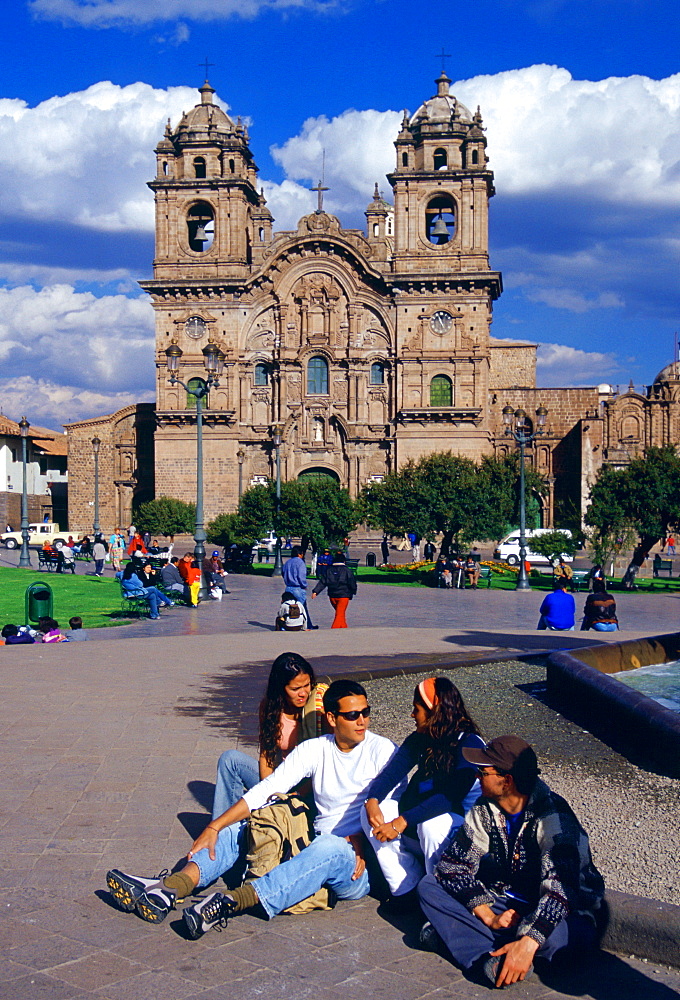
xmin=311 ymin=179 xmax=329 ymax=214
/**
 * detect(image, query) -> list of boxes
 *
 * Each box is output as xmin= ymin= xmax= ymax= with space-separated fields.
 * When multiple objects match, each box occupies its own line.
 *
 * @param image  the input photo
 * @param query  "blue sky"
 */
xmin=0 ymin=0 xmax=678 ymax=426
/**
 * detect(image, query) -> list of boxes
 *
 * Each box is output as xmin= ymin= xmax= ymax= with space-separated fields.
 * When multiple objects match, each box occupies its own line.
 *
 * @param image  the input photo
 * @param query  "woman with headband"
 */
xmin=362 ymin=676 xmax=484 ymax=910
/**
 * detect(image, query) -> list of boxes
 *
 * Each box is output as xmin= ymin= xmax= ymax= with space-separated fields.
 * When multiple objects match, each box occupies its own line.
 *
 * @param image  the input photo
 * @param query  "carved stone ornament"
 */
xmin=306 ymin=213 xmax=331 ymax=233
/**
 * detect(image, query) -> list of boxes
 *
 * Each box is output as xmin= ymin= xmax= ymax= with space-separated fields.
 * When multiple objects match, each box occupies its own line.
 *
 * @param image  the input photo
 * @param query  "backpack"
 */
xmin=245 ymin=793 xmax=334 ymax=914
xmin=287 ymin=602 xmax=301 ymax=621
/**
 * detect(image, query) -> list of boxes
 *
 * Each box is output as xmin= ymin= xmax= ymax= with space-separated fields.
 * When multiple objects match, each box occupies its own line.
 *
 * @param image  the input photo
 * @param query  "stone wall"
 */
xmin=489 ymin=341 xmax=536 ymax=389
xmin=66 ymin=404 xmax=156 ymax=535
xmin=0 ymin=493 xmax=45 ymax=529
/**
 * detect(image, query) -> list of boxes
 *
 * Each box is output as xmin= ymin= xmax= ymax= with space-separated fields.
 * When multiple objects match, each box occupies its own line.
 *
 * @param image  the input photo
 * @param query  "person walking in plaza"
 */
xmin=667 ymin=534 xmax=676 ymax=555
xmin=311 ymin=550 xmax=357 ymax=628
xmin=418 ymin=735 xmax=604 ymax=989
xmin=109 ymin=530 xmax=125 ymax=572
xmin=92 ymin=537 xmax=107 ymax=577
xmin=362 ymin=677 xmax=484 ymax=910
xmin=381 ymin=534 xmax=390 ymax=566
xmin=282 ymin=545 xmax=317 ymax=630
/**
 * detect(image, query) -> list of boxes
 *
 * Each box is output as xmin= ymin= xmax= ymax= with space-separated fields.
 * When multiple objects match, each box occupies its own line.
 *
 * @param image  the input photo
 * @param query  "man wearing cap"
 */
xmin=282 ymin=545 xmax=317 ymax=630
xmin=418 ymin=735 xmax=604 ymax=989
xmin=202 ymin=551 xmax=229 ymax=595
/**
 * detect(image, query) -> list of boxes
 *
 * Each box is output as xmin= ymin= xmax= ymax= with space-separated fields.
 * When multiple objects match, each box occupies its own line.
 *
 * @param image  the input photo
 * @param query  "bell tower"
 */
xmin=387 ymin=72 xmax=503 ymax=465
xmin=147 ymin=79 xmax=272 ymax=281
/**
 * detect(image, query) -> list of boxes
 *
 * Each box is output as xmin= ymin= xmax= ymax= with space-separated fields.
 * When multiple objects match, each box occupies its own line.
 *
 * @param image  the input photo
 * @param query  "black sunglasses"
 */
xmin=335 ymin=706 xmax=371 ymax=720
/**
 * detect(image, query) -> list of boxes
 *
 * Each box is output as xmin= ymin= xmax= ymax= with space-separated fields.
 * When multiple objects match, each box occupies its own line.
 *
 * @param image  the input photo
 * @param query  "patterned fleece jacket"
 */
xmin=434 ymin=779 xmax=604 ymax=947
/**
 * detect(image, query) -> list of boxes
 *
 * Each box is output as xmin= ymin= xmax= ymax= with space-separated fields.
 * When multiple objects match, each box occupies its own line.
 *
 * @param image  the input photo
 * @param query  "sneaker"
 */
xmin=136 ymin=882 xmax=177 ymax=924
xmin=106 ymin=868 xmax=169 ymax=913
xmin=182 ymin=891 xmax=237 ymax=940
xmin=419 ymin=920 xmax=447 ymax=956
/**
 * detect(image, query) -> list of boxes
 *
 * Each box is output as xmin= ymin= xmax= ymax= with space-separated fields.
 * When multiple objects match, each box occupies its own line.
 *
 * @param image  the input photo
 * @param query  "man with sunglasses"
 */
xmin=418 ymin=735 xmax=604 ymax=989
xmin=105 ymin=679 xmax=396 ymax=937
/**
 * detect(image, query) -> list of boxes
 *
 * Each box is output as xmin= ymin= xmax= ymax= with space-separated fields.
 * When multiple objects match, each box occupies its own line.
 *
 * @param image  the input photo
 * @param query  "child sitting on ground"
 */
xmin=275 ymin=591 xmax=307 ymax=631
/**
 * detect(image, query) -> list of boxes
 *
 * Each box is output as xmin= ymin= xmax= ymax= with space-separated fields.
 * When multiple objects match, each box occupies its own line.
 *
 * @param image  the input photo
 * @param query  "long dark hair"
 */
xmin=414 ymin=677 xmax=481 ymax=776
xmin=259 ymin=653 xmax=316 ymax=768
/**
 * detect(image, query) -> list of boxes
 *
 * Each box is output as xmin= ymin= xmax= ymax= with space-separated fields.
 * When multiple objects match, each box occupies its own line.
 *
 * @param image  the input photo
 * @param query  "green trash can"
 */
xmin=25 ymin=582 xmax=54 ymax=626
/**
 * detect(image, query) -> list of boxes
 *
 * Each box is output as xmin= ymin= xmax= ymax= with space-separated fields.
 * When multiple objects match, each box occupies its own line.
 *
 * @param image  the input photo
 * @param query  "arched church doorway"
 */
xmin=298 ymin=467 xmax=340 ymax=485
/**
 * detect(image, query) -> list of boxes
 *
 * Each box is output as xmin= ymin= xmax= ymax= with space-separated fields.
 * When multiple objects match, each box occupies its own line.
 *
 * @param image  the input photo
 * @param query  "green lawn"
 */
xmin=0 ymin=567 xmax=133 ymax=629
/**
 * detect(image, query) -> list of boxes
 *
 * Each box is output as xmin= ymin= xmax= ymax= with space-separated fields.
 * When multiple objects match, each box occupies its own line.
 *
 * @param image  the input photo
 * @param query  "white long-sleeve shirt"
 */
xmin=243 ymin=732 xmax=396 ymax=838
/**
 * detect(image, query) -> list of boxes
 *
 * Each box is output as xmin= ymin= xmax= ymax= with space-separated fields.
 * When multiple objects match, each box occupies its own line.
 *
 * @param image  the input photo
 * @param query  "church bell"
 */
xmin=431 ymin=216 xmax=450 ymax=241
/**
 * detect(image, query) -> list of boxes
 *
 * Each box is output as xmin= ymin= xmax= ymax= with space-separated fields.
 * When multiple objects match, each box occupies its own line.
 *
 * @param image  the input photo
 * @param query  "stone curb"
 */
xmin=321 ymin=656 xmax=680 ymax=971
xmin=602 ymin=890 xmax=680 ymax=968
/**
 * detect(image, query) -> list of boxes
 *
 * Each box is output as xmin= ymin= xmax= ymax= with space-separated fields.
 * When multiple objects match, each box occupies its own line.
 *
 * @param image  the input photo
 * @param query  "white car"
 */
xmin=255 ymin=531 xmax=278 ymax=554
xmin=1 ymin=522 xmax=67 ymax=550
xmin=493 ymin=528 xmax=573 ymax=566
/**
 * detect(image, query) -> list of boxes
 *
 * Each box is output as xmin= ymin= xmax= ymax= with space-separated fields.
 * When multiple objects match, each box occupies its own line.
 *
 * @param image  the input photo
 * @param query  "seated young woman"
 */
xmin=212 ymin=652 xmax=327 ymax=819
xmin=362 ymin=676 xmax=484 ymax=908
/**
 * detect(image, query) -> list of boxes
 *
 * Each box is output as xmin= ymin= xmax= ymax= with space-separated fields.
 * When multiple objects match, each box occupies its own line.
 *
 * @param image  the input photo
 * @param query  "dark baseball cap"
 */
xmin=462 ymin=735 xmax=538 ymax=773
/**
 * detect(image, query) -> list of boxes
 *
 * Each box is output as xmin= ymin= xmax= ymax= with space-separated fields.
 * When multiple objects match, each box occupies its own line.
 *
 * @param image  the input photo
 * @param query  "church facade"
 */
xmin=65 ymin=76 xmax=679 ymax=534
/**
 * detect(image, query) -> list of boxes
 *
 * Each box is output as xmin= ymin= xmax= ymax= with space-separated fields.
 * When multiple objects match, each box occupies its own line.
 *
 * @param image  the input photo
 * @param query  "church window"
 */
xmin=430 ymin=375 xmax=452 ymax=407
xmin=229 ymin=158 xmax=235 ymax=173
xmin=402 ymin=152 xmax=408 ymax=167
xmin=193 ymin=157 xmax=206 ymax=178
xmin=425 ymin=195 xmax=456 ymax=245
xmin=259 ymin=227 xmax=265 ymax=240
xmin=254 ymin=363 xmax=269 ymax=386
xmin=162 ymin=161 xmax=168 ymax=175
xmin=307 ymin=356 xmax=329 ymax=395
xmin=471 ymin=149 xmax=479 ymax=165
xmin=373 ymin=223 xmax=379 ymax=237
xmin=187 ymin=202 xmax=214 ymax=253
xmin=186 ymin=377 xmax=208 ymax=409
xmin=433 ymin=148 xmax=448 ymax=171
xmin=370 ymin=362 xmax=385 ymax=385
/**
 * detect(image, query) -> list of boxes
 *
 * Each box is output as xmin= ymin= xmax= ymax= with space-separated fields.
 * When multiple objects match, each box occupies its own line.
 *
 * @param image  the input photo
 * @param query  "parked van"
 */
xmin=493 ymin=528 xmax=573 ymax=566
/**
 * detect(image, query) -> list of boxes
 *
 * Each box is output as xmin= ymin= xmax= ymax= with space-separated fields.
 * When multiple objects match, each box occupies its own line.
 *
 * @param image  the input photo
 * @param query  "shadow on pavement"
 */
xmin=442 ymin=631 xmax=611 ymax=651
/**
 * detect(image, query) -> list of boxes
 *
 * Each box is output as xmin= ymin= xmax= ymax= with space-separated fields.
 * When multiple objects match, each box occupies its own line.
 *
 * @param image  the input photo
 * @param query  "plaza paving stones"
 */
xmin=1 ymin=574 xmax=679 ymax=998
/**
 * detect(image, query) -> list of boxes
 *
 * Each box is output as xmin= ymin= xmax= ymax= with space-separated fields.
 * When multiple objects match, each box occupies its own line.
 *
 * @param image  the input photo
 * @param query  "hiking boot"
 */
xmin=419 ymin=920 xmax=447 ymax=956
xmin=106 ymin=868 xmax=170 ymax=914
xmin=182 ymin=892 xmax=237 ymax=940
xmin=136 ymin=882 xmax=177 ymax=923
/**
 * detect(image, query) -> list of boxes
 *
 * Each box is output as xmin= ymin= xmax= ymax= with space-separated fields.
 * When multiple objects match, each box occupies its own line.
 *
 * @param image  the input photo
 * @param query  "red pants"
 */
xmin=329 ymin=597 xmax=349 ymax=628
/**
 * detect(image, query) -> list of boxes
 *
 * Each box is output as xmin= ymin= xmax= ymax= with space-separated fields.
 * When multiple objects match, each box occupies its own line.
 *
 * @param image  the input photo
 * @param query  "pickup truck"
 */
xmin=2 ymin=522 xmax=68 ymax=549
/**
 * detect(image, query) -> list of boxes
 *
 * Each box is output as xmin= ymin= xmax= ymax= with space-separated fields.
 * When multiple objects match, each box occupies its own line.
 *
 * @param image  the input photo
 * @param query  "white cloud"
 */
xmin=30 ymin=0 xmax=337 ymax=28
xmin=0 ymin=375 xmax=152 ymax=429
xmin=0 ymin=284 xmax=155 ymax=394
xmin=0 ymin=81 xmax=201 ymax=232
xmin=453 ymin=66 xmax=680 ymax=206
xmin=526 ymin=288 xmax=624 ymax=313
xmin=270 ymin=109 xmax=402 ymax=223
xmin=536 ymin=342 xmax=621 ymax=385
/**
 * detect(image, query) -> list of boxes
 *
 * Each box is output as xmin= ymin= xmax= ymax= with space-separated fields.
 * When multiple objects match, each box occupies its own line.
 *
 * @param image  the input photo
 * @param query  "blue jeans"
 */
xmin=143 ymin=586 xmax=172 ymax=617
xmin=285 ymin=585 xmax=313 ymax=627
xmin=418 ymin=874 xmax=596 ymax=969
xmin=94 ymin=559 xmax=104 ymax=575
xmin=191 ymin=830 xmax=369 ymax=918
xmin=212 ymin=750 xmax=259 ymax=819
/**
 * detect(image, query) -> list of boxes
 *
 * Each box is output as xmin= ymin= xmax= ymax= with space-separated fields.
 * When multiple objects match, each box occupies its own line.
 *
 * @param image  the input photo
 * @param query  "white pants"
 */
xmin=360 ymin=795 xmax=463 ymax=897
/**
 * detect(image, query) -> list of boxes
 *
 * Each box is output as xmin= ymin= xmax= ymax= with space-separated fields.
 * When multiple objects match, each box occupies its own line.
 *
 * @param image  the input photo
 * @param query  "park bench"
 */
xmin=118 ymin=584 xmax=151 ymax=618
xmin=571 ymin=570 xmax=590 ymax=592
xmin=653 ymin=556 xmax=673 ymax=578
xmin=478 ymin=566 xmax=492 ymax=588
xmin=38 ymin=551 xmax=64 ymax=572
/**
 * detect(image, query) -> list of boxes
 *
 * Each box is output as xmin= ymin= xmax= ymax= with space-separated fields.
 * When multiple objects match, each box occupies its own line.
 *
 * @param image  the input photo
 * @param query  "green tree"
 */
xmin=207 ymin=512 xmax=251 ymax=549
xmin=360 ymin=452 xmax=544 ymax=553
xmin=528 ymin=530 xmax=577 ymax=565
xmin=586 ymin=447 xmax=680 ymax=586
xmin=229 ymin=479 xmax=359 ymax=552
xmin=134 ymin=496 xmax=196 ymax=538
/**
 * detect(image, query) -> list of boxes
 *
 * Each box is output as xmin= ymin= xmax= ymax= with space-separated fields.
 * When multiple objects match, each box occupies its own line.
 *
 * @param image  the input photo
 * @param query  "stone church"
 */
xmin=65 ymin=75 xmax=680 ymax=533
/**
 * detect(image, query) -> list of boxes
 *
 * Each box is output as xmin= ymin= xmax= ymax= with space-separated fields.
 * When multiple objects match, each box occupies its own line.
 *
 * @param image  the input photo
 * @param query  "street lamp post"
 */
xmin=91 ymin=436 xmax=101 ymax=536
xmin=503 ymin=405 xmax=548 ymax=591
xmin=271 ymin=425 xmax=283 ymax=577
xmin=165 ymin=340 xmax=225 ymax=601
xmin=18 ymin=417 xmax=31 ymax=568
xmin=236 ymin=448 xmax=245 ymax=499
